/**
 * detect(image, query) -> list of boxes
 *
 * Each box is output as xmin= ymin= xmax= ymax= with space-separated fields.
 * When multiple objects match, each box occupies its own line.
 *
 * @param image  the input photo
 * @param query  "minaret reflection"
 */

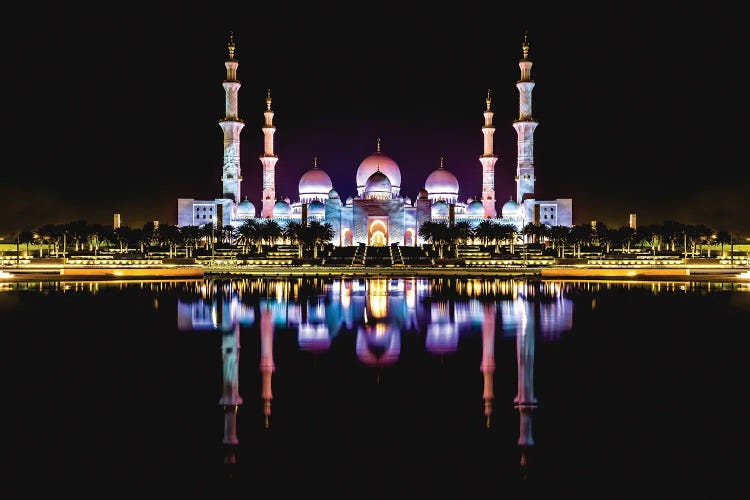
xmin=219 ymin=321 xmax=242 ymax=464
xmin=480 ymin=302 xmax=496 ymax=428
xmin=260 ymin=304 xmax=275 ymax=428
xmin=513 ymin=297 xmax=538 ymax=476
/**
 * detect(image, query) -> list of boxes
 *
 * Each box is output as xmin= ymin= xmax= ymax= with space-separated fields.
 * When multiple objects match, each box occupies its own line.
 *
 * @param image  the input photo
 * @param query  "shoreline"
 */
xmin=2 ymin=264 xmax=750 ymax=283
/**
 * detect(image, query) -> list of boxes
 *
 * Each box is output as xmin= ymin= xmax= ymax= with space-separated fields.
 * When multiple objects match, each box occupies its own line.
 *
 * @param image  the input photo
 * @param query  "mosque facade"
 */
xmin=177 ymin=33 xmax=572 ymax=246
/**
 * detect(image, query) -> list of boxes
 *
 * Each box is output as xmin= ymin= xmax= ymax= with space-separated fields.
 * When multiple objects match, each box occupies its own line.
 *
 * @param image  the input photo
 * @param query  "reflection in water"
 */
xmin=219 ymin=322 xmax=242 ymax=464
xmin=177 ymin=277 xmax=574 ymax=474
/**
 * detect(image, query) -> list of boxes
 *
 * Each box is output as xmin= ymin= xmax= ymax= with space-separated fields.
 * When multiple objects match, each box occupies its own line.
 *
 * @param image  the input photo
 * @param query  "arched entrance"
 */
xmin=405 ymin=228 xmax=415 ymax=247
xmin=368 ymin=218 xmax=388 ymax=246
xmin=341 ymin=228 xmax=353 ymax=247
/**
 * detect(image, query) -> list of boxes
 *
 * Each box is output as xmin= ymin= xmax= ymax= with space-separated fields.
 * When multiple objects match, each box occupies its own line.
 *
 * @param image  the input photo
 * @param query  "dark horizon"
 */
xmin=5 ymin=3 xmax=747 ymax=236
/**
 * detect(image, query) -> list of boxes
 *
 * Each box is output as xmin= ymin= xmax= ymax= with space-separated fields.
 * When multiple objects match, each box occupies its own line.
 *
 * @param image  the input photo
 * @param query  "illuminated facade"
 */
xmin=177 ymin=33 xmax=572 ymax=245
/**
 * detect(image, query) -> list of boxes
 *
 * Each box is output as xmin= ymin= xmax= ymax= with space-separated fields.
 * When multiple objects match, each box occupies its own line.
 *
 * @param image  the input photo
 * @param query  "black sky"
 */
xmin=4 ymin=2 xmax=747 ymax=236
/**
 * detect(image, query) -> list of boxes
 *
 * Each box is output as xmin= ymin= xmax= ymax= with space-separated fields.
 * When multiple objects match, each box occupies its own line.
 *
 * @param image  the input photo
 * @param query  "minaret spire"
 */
xmin=259 ymin=88 xmax=278 ymax=217
xmin=219 ymin=31 xmax=245 ymax=208
xmin=514 ymin=31 xmax=539 ymax=205
xmin=480 ymin=88 xmax=498 ymax=217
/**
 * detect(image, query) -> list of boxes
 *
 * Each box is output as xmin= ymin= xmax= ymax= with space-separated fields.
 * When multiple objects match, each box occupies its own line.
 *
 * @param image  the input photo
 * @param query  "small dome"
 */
xmin=356 ymin=139 xmax=401 ymax=195
xmin=432 ymin=199 xmax=449 ymax=217
xmin=424 ymin=159 xmax=459 ymax=200
xmin=273 ymin=199 xmax=292 ymax=216
xmin=236 ymin=197 xmax=256 ymax=217
xmin=299 ymin=159 xmax=333 ymax=201
xmin=346 ymin=196 xmax=354 ymax=205
xmin=502 ymin=198 xmax=521 ymax=218
xmin=308 ymin=200 xmax=325 ymax=216
xmin=467 ymin=199 xmax=484 ymax=216
xmin=403 ymin=196 xmax=412 ymax=206
xmin=364 ymin=169 xmax=392 ymax=198
xmin=328 ymin=188 xmax=339 ymax=199
xmin=418 ymin=189 xmax=429 ymax=199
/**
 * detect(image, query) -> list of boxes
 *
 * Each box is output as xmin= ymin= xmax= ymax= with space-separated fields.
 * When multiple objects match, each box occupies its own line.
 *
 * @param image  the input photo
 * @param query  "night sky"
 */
xmin=4 ymin=2 xmax=747 ymax=236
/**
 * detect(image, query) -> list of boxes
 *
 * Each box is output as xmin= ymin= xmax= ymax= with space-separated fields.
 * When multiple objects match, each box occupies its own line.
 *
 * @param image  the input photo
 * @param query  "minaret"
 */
xmin=259 ymin=89 xmax=278 ymax=217
xmin=219 ymin=32 xmax=244 ymax=205
xmin=513 ymin=32 xmax=539 ymax=204
xmin=480 ymin=89 xmax=498 ymax=218
xmin=480 ymin=303 xmax=496 ymax=428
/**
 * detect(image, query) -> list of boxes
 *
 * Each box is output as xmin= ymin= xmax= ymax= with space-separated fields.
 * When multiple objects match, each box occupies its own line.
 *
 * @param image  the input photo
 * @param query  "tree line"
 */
xmin=7 ymin=218 xmax=740 ymax=259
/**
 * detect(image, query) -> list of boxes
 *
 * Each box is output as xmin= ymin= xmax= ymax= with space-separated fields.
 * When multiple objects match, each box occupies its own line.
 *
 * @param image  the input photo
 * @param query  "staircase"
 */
xmin=389 ymin=245 xmax=405 ymax=266
xmin=352 ymin=245 xmax=367 ymax=266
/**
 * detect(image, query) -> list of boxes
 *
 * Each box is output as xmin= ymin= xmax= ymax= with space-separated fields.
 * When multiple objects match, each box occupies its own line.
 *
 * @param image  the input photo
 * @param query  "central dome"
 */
xmin=299 ymin=158 xmax=333 ymax=202
xmin=356 ymin=139 xmax=401 ymax=196
xmin=364 ymin=169 xmax=392 ymax=199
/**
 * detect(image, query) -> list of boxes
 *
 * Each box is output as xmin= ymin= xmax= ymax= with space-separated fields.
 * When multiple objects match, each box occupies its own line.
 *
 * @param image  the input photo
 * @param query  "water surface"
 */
xmin=2 ymin=277 xmax=747 ymax=497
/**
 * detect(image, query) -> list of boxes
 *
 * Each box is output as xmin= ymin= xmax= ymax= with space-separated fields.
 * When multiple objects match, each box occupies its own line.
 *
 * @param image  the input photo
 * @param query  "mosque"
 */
xmin=177 ymin=33 xmax=572 ymax=246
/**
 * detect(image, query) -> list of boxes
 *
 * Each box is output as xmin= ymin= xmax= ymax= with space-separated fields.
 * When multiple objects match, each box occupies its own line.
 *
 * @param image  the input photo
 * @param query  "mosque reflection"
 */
xmin=177 ymin=277 xmax=573 ymax=470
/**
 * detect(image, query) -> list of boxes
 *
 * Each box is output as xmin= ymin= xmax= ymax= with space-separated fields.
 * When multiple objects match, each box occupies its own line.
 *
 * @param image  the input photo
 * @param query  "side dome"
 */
xmin=299 ymin=158 xmax=333 ymax=202
xmin=356 ymin=139 xmax=401 ymax=196
xmin=432 ymin=199 xmax=449 ymax=217
xmin=308 ymin=200 xmax=325 ymax=217
xmin=424 ymin=158 xmax=459 ymax=203
xmin=328 ymin=188 xmax=339 ymax=199
xmin=273 ymin=199 xmax=292 ymax=216
xmin=236 ymin=197 xmax=256 ymax=217
xmin=466 ymin=199 xmax=484 ymax=216
xmin=501 ymin=198 xmax=521 ymax=218
xmin=364 ymin=169 xmax=392 ymax=199
xmin=418 ymin=189 xmax=429 ymax=199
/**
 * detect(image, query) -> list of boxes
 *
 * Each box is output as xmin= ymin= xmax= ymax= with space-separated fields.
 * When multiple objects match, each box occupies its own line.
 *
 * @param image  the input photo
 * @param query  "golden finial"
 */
xmin=522 ymin=30 xmax=530 ymax=60
xmin=376 ymin=137 xmax=381 ymax=152
xmin=486 ymin=89 xmax=492 ymax=111
xmin=227 ymin=31 xmax=236 ymax=60
xmin=266 ymin=89 xmax=272 ymax=110
xmin=440 ymin=156 xmax=444 ymax=168
xmin=313 ymin=156 xmax=318 ymax=168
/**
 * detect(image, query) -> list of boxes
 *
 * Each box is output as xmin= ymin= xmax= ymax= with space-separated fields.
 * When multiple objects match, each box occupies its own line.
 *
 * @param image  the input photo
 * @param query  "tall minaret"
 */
xmin=259 ymin=90 xmax=278 ymax=217
xmin=219 ymin=32 xmax=244 ymax=205
xmin=513 ymin=32 xmax=539 ymax=204
xmin=480 ymin=89 xmax=498 ymax=218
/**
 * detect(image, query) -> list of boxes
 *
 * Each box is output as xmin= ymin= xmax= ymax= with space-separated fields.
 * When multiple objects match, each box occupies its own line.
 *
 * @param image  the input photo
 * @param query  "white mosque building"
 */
xmin=177 ymin=32 xmax=572 ymax=246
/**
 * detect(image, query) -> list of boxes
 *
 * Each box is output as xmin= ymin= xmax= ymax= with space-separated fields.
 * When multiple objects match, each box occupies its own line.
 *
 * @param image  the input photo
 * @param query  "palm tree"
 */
xmin=715 ymin=230 xmax=732 ymax=257
xmin=258 ymin=219 xmax=283 ymax=249
xmin=548 ymin=225 xmax=571 ymax=257
xmin=497 ymin=223 xmax=519 ymax=254
xmin=18 ymin=229 xmax=36 ymax=257
xmin=307 ymin=220 xmax=334 ymax=258
xmin=283 ymin=221 xmax=307 ymax=257
xmin=570 ymin=224 xmax=594 ymax=257
xmin=474 ymin=220 xmax=496 ymax=247
xmin=237 ymin=219 xmax=261 ymax=254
